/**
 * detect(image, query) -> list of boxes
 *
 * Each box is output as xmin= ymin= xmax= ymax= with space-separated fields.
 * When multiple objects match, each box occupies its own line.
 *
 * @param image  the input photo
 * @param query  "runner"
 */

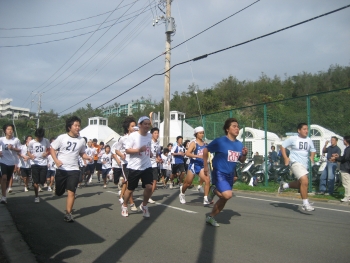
xmin=101 ymin=145 xmax=112 ymax=189
xmin=115 ymin=116 xmax=138 ymax=212
xmin=179 ymin=127 xmax=211 ymax=205
xmin=278 ymin=123 xmax=316 ymax=211
xmin=170 ymin=136 xmax=186 ymax=188
xmin=149 ymin=127 xmax=161 ymax=204
xmin=0 ymin=124 xmax=21 ymax=204
xmin=203 ymin=118 xmax=247 ymax=227
xmin=121 ymin=116 xmax=153 ymax=218
xmin=96 ymin=141 xmax=105 ymax=183
xmin=46 ymin=137 xmax=56 ymax=192
xmin=78 ymin=137 xmax=88 ymax=188
xmin=92 ymin=138 xmax=101 ymax=182
xmin=160 ymin=148 xmax=170 ymax=188
xmin=50 ymin=116 xmax=92 ymax=222
xmin=85 ymin=140 xmax=97 ymax=185
xmin=18 ymin=135 xmax=33 ymax=192
xmin=27 ymin=128 xmax=50 ymax=203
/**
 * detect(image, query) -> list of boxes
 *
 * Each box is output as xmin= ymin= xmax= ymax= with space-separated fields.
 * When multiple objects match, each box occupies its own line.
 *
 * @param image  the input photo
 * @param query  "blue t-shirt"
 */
xmin=190 ymin=141 xmax=205 ymax=166
xmin=171 ymin=144 xmax=185 ymax=164
xmin=206 ymin=136 xmax=243 ymax=175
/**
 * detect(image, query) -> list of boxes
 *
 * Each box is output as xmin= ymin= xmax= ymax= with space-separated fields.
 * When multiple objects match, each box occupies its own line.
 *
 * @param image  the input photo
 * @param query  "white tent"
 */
xmin=79 ymin=117 xmax=121 ymax=146
xmin=159 ymin=111 xmax=195 ymax=146
xmin=237 ymin=127 xmax=281 ymax=157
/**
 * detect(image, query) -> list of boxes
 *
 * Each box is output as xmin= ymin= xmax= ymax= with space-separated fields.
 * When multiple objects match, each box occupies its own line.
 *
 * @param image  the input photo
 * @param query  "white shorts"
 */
xmin=290 ymin=162 xmax=308 ymax=180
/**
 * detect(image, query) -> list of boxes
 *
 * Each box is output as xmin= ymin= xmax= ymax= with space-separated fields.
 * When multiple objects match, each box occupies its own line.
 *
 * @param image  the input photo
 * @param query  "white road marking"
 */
xmin=106 ymin=191 xmax=197 ymax=214
xmin=236 ymin=195 xmax=350 ymax=213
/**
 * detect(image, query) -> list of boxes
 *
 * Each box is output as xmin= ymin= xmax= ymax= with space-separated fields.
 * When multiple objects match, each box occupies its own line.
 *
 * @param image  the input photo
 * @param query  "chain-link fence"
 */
xmin=183 ymin=87 xmax=350 ymax=190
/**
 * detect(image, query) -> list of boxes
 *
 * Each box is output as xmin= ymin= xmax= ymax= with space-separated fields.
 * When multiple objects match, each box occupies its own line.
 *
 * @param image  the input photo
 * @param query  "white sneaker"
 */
xmin=24 ymin=187 xmax=28 ymax=192
xmin=39 ymin=187 xmax=43 ymax=192
xmin=179 ymin=186 xmax=186 ymax=204
xmin=198 ymin=186 xmax=204 ymax=193
xmin=0 ymin=196 xmax=7 ymax=204
xmin=169 ymin=183 xmax=173 ymax=189
xmin=47 ymin=186 xmax=52 ymax=192
xmin=340 ymin=197 xmax=350 ymax=202
xmin=121 ymin=205 xmax=128 ymax=217
xmin=119 ymin=198 xmax=124 ymax=205
xmin=44 ymin=183 xmax=47 ymax=188
xmin=139 ymin=204 xmax=150 ymax=217
xmin=103 ymin=185 xmax=107 ymax=189
xmin=203 ymin=198 xmax=210 ymax=206
xmin=7 ymin=188 xmax=12 ymax=193
xmin=148 ymin=198 xmax=155 ymax=204
xmin=302 ymin=204 xmax=315 ymax=211
xmin=34 ymin=197 xmax=40 ymax=203
xmin=118 ymin=190 xmax=121 ymax=195
xmin=130 ymin=203 xmax=138 ymax=212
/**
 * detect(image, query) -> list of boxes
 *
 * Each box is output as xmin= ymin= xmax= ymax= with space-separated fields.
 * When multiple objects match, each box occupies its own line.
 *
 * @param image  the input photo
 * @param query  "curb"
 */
xmin=0 ymin=205 xmax=37 ymax=263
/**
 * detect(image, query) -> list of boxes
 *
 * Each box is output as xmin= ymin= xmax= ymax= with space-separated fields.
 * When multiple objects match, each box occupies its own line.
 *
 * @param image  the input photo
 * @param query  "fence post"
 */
xmin=264 ymin=104 xmax=268 ymax=187
xmin=307 ymin=95 xmax=312 ymax=193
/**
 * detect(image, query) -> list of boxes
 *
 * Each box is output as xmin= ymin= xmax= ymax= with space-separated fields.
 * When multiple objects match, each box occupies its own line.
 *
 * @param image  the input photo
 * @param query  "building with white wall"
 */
xmin=0 ymin=98 xmax=30 ymax=119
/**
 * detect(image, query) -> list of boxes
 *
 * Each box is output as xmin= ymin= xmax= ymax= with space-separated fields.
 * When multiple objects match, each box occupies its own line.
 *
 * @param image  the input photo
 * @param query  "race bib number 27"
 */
xmin=227 ymin=150 xmax=240 ymax=162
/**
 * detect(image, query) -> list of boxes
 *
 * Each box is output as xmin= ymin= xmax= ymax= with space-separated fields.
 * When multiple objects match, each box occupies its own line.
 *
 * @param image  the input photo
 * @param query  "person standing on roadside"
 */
xmin=318 ymin=136 xmax=341 ymax=195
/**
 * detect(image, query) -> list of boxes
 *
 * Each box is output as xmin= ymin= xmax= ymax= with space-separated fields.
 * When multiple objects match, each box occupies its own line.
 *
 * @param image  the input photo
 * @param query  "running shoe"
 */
xmin=139 ymin=204 xmax=150 ymax=218
xmin=203 ymin=197 xmax=210 ymax=206
xmin=39 ymin=187 xmax=43 ymax=192
xmin=34 ymin=197 xmax=40 ymax=203
xmin=119 ymin=197 xmax=124 ymax=205
xmin=44 ymin=183 xmax=47 ymax=188
xmin=0 ymin=197 xmax=7 ymax=204
xmin=24 ymin=187 xmax=28 ymax=192
xmin=130 ymin=203 xmax=138 ymax=212
xmin=121 ymin=205 xmax=129 ymax=217
xmin=278 ymin=181 xmax=286 ymax=194
xmin=207 ymin=185 xmax=216 ymax=203
xmin=302 ymin=204 xmax=315 ymax=211
xmin=64 ymin=213 xmax=75 ymax=222
xmin=118 ymin=190 xmax=121 ymax=195
xmin=148 ymin=198 xmax=156 ymax=204
xmin=47 ymin=186 xmax=52 ymax=192
xmin=169 ymin=183 xmax=173 ymax=189
xmin=179 ymin=186 xmax=186 ymax=204
xmin=197 ymin=185 xmax=204 ymax=193
xmin=7 ymin=188 xmax=12 ymax=193
xmin=103 ymin=185 xmax=107 ymax=189
xmin=206 ymin=216 xmax=219 ymax=227
xmin=341 ymin=197 xmax=350 ymax=202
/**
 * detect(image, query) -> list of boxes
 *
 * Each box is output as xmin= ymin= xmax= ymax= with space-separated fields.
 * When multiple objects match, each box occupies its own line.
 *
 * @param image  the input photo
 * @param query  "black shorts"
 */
xmin=87 ymin=164 xmax=95 ymax=173
xmin=152 ymin=167 xmax=158 ymax=181
xmin=172 ymin=163 xmax=185 ymax=175
xmin=96 ymin=163 xmax=102 ymax=172
xmin=31 ymin=165 xmax=48 ymax=185
xmin=127 ymin=168 xmax=153 ymax=191
xmin=0 ymin=163 xmax=15 ymax=181
xmin=102 ymin=168 xmax=111 ymax=179
xmin=55 ymin=169 xmax=80 ymax=196
xmin=46 ymin=170 xmax=55 ymax=179
xmin=113 ymin=168 xmax=123 ymax=184
xmin=20 ymin=168 xmax=31 ymax=177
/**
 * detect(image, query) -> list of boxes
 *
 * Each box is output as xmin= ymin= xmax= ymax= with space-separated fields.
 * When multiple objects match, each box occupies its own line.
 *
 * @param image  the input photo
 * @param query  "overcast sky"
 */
xmin=0 ymin=0 xmax=349 ymax=115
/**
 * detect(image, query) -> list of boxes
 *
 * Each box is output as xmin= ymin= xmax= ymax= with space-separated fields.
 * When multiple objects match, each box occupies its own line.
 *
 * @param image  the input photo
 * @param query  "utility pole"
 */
xmin=32 ymin=92 xmax=43 ymax=129
xmin=163 ymin=0 xmax=172 ymax=147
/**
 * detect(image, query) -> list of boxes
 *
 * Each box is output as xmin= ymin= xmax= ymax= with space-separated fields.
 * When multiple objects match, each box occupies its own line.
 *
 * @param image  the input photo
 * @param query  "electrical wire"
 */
xmin=0 ymin=1 xmax=139 ymax=30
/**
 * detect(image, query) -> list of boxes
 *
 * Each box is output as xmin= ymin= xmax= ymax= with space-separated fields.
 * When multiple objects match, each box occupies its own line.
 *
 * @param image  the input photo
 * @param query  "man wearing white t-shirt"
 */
xmin=27 ymin=128 xmax=50 ymax=203
xmin=50 ymin=116 xmax=92 ymax=222
xmin=149 ymin=127 xmax=161 ymax=204
xmin=122 ymin=116 xmax=153 ymax=218
xmin=278 ymin=123 xmax=316 ymax=211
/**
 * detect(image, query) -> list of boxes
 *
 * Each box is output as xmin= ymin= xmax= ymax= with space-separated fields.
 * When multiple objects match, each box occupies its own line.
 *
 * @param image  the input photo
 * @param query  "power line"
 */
xmin=41 ymin=0 xmax=150 ymax=94
xmin=0 ymin=4 xmax=156 ymax=39
xmin=92 ymin=3 xmax=350 ymax=109
xmin=0 ymin=1 xmax=139 ymax=30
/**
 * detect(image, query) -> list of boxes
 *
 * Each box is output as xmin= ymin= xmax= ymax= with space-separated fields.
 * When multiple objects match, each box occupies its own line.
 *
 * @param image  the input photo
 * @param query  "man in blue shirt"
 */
xmin=318 ymin=136 xmax=341 ymax=195
xmin=203 ymin=118 xmax=248 ymax=227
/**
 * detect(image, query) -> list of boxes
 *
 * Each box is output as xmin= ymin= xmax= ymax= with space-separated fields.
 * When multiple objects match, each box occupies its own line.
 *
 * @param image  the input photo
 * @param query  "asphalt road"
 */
xmin=4 ymin=178 xmax=350 ymax=263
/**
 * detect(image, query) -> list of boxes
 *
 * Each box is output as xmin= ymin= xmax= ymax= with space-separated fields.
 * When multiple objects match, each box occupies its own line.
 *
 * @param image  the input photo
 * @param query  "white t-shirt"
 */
xmin=101 ymin=152 xmax=112 ymax=169
xmin=111 ymin=141 xmax=121 ymax=168
xmin=160 ymin=154 xmax=169 ymax=170
xmin=50 ymin=134 xmax=86 ymax=171
xmin=19 ymin=144 xmax=31 ymax=168
xmin=47 ymin=155 xmax=56 ymax=171
xmin=28 ymin=138 xmax=50 ymax=166
xmin=97 ymin=148 xmax=105 ymax=164
xmin=85 ymin=147 xmax=97 ymax=164
xmin=282 ymin=135 xmax=316 ymax=169
xmin=0 ymin=136 xmax=21 ymax=166
xmin=125 ymin=132 xmax=152 ymax=170
xmin=150 ymin=139 xmax=160 ymax=168
xmin=115 ymin=135 xmax=130 ymax=165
